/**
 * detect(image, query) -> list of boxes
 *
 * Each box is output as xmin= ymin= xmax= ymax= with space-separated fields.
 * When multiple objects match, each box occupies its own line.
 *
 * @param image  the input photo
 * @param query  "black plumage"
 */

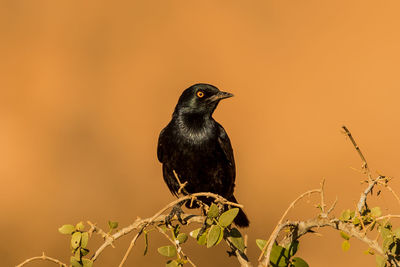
xmin=157 ymin=83 xmax=249 ymax=227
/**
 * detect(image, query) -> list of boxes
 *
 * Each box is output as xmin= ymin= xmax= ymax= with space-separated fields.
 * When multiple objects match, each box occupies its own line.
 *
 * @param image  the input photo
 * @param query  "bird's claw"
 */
xmin=165 ymin=203 xmax=187 ymax=227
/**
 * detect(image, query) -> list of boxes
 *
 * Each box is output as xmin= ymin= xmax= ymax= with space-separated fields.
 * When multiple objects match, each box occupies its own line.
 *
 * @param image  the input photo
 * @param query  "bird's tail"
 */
xmin=228 ymin=195 xmax=250 ymax=228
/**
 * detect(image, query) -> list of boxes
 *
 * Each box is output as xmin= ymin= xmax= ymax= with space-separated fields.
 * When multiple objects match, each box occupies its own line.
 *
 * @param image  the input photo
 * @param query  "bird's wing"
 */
xmin=157 ymin=128 xmax=166 ymax=163
xmin=216 ymin=123 xmax=236 ymax=170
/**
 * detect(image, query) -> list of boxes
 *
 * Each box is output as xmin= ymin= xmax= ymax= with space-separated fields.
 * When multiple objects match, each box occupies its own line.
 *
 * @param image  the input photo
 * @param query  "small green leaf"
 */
xmin=270 ymin=243 xmax=288 ymax=267
xmin=364 ymin=248 xmax=375 ymax=255
xmin=340 ymin=231 xmax=350 ymax=240
xmin=190 ymin=228 xmax=201 ymax=239
xmin=228 ymin=228 xmax=245 ymax=252
xmin=80 ymin=248 xmax=89 ymax=256
xmin=291 ymin=257 xmax=309 ymax=267
xmin=74 ymin=248 xmax=81 ymax=259
xmin=157 ymin=245 xmax=177 ymax=257
xmin=197 ymin=230 xmax=207 ymax=246
xmin=76 ymin=222 xmax=85 ymax=231
xmin=166 ymin=260 xmax=180 ymax=267
xmin=176 ymin=233 xmax=188 ymax=244
xmin=382 ymin=237 xmax=393 ymax=253
xmin=219 ymin=208 xmax=239 ymax=227
xmin=70 ymin=256 xmax=83 ymax=267
xmin=353 ymin=217 xmax=360 ymax=225
xmin=58 ymin=224 xmax=75 ymax=235
xmin=285 ymin=240 xmax=299 ymax=258
xmin=256 ymin=239 xmax=267 ymax=252
xmin=376 ymin=255 xmax=386 ymax=267
xmin=208 ymin=203 xmax=219 ymax=218
xmin=341 ymin=240 xmax=350 ymax=252
xmin=71 ymin=232 xmax=82 ymax=249
xmin=108 ymin=221 xmax=118 ymax=230
xmin=340 ymin=209 xmax=351 ymax=221
xmin=82 ymin=258 xmax=93 ymax=267
xmin=393 ymin=228 xmax=400 ymax=238
xmin=81 ymin=232 xmax=89 ymax=248
xmin=370 ymin=207 xmax=382 ymax=217
xmin=173 ymin=224 xmax=180 ymax=237
xmin=207 ymin=225 xmax=222 ymax=248
xmin=380 ymin=227 xmax=392 ymax=240
xmin=143 ymin=231 xmax=149 ymax=256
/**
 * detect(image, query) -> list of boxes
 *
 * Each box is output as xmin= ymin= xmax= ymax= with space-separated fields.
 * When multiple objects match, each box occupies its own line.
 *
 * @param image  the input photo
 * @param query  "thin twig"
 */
xmin=16 ymin=252 xmax=67 ymax=267
xmin=257 ymin=188 xmax=321 ymax=262
xmin=342 ymin=126 xmax=370 ymax=176
xmin=357 ymin=176 xmax=383 ymax=213
xmin=118 ymin=230 xmax=143 ymax=267
xmin=173 ymin=169 xmax=188 ymax=195
xmin=375 ymin=215 xmax=400 ymax=221
xmin=155 ymin=226 xmax=197 ymax=267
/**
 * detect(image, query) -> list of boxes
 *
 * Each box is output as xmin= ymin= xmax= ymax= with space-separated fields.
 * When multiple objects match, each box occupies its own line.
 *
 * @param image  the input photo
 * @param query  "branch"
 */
xmin=91 ymin=192 xmax=242 ymax=263
xmin=16 ymin=252 xmax=67 ymax=267
xmin=257 ymin=188 xmax=321 ymax=262
xmin=342 ymin=126 xmax=370 ymax=175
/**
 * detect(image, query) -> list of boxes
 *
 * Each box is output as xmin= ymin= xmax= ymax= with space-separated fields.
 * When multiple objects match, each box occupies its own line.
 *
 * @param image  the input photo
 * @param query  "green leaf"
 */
xmin=219 ymin=208 xmax=239 ymax=227
xmin=190 ymin=228 xmax=201 ymax=239
xmin=382 ymin=237 xmax=393 ymax=253
xmin=197 ymin=230 xmax=207 ymax=246
xmin=285 ymin=240 xmax=299 ymax=258
xmin=376 ymin=255 xmax=386 ymax=267
xmin=58 ymin=224 xmax=75 ymax=235
xmin=393 ymin=228 xmax=400 ymax=238
xmin=173 ymin=224 xmax=180 ymax=238
xmin=76 ymin=222 xmax=85 ymax=231
xmin=208 ymin=203 xmax=219 ymax=218
xmin=157 ymin=245 xmax=177 ymax=257
xmin=256 ymin=239 xmax=267 ymax=252
xmin=74 ymin=248 xmax=81 ymax=259
xmin=70 ymin=256 xmax=83 ymax=267
xmin=380 ymin=227 xmax=392 ymax=240
xmin=143 ymin=231 xmax=149 ymax=256
xmin=81 ymin=232 xmax=89 ymax=248
xmin=71 ymin=232 xmax=82 ymax=249
xmin=228 ymin=228 xmax=245 ymax=252
xmin=80 ymin=248 xmax=89 ymax=256
xmin=207 ymin=225 xmax=222 ymax=248
xmin=291 ymin=257 xmax=309 ymax=267
xmin=166 ymin=260 xmax=180 ymax=267
xmin=176 ymin=233 xmax=188 ymax=244
xmin=270 ymin=243 xmax=288 ymax=267
xmin=371 ymin=207 xmax=382 ymax=217
xmin=340 ymin=231 xmax=350 ymax=240
xmin=82 ymin=258 xmax=93 ymax=267
xmin=108 ymin=221 xmax=118 ymax=230
xmin=341 ymin=240 xmax=350 ymax=252
xmin=353 ymin=217 xmax=360 ymax=226
xmin=340 ymin=209 xmax=351 ymax=221
xmin=364 ymin=248 xmax=375 ymax=255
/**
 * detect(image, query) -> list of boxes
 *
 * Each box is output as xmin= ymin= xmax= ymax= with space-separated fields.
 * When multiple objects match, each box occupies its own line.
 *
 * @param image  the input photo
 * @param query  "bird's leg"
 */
xmin=165 ymin=200 xmax=187 ymax=226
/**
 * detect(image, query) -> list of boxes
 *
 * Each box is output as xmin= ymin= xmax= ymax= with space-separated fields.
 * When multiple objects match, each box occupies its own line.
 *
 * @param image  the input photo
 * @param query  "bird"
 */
xmin=157 ymin=83 xmax=249 ymax=227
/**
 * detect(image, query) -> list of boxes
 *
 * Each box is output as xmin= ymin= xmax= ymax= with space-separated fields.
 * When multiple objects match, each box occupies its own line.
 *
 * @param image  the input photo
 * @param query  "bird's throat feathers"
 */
xmin=173 ymin=110 xmax=215 ymax=143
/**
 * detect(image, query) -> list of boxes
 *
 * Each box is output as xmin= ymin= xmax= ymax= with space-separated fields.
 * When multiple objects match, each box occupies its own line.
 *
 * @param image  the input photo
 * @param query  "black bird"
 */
xmin=157 ymin=83 xmax=249 ymax=227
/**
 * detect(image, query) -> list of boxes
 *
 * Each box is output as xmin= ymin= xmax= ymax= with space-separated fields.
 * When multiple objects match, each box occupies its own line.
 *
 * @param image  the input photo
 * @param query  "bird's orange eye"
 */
xmin=196 ymin=91 xmax=204 ymax=98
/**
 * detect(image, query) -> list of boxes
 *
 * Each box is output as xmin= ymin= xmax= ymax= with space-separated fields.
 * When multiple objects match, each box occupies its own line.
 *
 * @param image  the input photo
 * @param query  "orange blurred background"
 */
xmin=2 ymin=1 xmax=400 ymax=266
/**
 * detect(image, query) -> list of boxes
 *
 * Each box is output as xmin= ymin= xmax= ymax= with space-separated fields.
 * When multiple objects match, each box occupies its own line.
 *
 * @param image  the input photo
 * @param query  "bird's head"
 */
xmin=174 ymin=83 xmax=233 ymax=117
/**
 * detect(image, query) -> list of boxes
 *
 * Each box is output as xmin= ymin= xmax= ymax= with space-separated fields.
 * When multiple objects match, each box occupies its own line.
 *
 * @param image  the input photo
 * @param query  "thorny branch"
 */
xmin=258 ymin=126 xmax=400 ymax=267
xmin=16 ymin=252 xmax=67 ymax=267
xmin=17 ymin=126 xmax=400 ymax=267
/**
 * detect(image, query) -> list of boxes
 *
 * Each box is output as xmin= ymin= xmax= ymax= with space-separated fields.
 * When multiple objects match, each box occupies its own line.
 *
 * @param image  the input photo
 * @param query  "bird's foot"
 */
xmin=165 ymin=202 xmax=187 ymax=226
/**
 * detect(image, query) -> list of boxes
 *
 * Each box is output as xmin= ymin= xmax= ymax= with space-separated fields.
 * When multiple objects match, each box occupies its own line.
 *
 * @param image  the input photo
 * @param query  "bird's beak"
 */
xmin=208 ymin=91 xmax=234 ymax=102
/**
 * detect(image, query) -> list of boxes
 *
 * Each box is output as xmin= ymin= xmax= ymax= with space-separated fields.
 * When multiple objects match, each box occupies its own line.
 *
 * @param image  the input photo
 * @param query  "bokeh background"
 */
xmin=2 ymin=1 xmax=400 ymax=266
